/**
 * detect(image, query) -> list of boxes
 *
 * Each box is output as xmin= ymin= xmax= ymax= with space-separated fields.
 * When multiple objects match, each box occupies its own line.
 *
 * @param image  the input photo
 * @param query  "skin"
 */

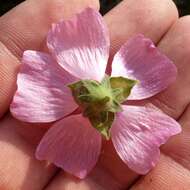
xmin=0 ymin=0 xmax=190 ymax=189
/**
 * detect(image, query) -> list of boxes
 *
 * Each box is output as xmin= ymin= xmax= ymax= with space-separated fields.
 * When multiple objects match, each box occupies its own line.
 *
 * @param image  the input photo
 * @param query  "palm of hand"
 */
xmin=0 ymin=0 xmax=190 ymax=189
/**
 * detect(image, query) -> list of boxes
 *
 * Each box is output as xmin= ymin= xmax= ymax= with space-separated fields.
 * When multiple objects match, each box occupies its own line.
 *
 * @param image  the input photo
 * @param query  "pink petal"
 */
xmin=111 ymin=34 xmax=177 ymax=100
xmin=36 ymin=114 xmax=102 ymax=179
xmin=47 ymin=7 xmax=109 ymax=81
xmin=111 ymin=105 xmax=181 ymax=174
xmin=10 ymin=50 xmax=78 ymax=123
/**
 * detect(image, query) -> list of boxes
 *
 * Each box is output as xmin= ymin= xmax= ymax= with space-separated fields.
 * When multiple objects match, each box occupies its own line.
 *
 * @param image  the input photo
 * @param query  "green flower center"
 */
xmin=68 ymin=75 xmax=137 ymax=139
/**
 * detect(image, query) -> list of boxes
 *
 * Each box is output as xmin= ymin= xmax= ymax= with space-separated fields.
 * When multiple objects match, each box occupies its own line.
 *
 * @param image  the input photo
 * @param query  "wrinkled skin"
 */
xmin=0 ymin=0 xmax=190 ymax=189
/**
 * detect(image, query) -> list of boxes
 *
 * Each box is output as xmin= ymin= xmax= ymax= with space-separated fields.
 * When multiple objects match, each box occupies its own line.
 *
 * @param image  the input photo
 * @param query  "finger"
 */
xmin=0 ymin=0 xmax=99 ymax=58
xmin=150 ymin=16 xmax=190 ymax=119
xmin=105 ymin=0 xmax=178 ymax=56
xmin=155 ymin=16 xmax=190 ymax=169
xmin=130 ymin=155 xmax=190 ymax=190
xmin=0 ymin=42 xmax=19 ymax=117
xmin=47 ymin=0 xmax=179 ymax=189
xmin=162 ymin=104 xmax=190 ymax=170
xmin=0 ymin=115 xmax=56 ymax=190
xmin=46 ymin=165 xmax=121 ymax=190
xmin=0 ymin=0 xmax=99 ymax=117
xmin=161 ymin=16 xmax=190 ymax=163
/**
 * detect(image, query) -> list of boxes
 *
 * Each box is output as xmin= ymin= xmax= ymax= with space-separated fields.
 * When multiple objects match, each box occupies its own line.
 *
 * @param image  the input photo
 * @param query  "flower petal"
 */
xmin=111 ymin=105 xmax=181 ymax=174
xmin=10 ymin=50 xmax=77 ymax=123
xmin=36 ymin=114 xmax=102 ymax=179
xmin=47 ymin=7 xmax=110 ymax=81
xmin=111 ymin=34 xmax=177 ymax=100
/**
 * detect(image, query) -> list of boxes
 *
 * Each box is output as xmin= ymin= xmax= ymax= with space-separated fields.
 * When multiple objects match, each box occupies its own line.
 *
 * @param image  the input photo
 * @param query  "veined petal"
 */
xmin=10 ymin=50 xmax=77 ymax=123
xmin=36 ymin=114 xmax=102 ymax=179
xmin=47 ymin=7 xmax=110 ymax=81
xmin=111 ymin=105 xmax=181 ymax=174
xmin=111 ymin=34 xmax=177 ymax=100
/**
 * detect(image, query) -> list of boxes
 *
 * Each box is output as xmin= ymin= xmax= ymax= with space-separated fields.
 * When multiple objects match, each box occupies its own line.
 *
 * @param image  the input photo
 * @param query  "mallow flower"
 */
xmin=10 ymin=8 xmax=181 ymax=179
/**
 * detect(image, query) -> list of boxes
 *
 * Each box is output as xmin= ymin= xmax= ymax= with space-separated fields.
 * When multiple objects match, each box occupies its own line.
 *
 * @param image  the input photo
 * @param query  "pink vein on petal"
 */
xmin=36 ymin=114 xmax=102 ymax=179
xmin=111 ymin=34 xmax=177 ymax=100
xmin=47 ymin=7 xmax=110 ymax=81
xmin=110 ymin=105 xmax=181 ymax=174
xmin=10 ymin=50 xmax=78 ymax=123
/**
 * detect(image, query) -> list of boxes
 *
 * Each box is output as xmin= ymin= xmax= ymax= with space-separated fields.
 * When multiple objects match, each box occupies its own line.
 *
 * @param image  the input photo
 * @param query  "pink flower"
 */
xmin=10 ymin=8 xmax=181 ymax=179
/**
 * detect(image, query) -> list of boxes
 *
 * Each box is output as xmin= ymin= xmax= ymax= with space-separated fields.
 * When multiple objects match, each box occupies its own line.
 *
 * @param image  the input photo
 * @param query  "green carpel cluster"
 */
xmin=68 ymin=75 xmax=137 ymax=139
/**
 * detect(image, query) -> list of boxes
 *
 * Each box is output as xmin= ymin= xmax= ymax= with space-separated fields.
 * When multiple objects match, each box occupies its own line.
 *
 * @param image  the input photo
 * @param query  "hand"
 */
xmin=1 ymin=0 xmax=190 ymax=189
